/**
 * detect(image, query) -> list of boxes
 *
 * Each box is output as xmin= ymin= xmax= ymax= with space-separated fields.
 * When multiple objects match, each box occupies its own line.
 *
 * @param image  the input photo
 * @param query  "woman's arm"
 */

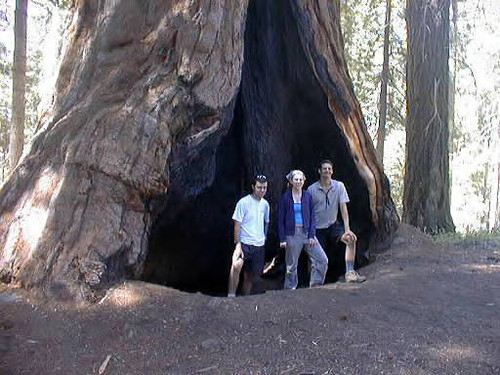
xmin=307 ymin=193 xmax=316 ymax=239
xmin=278 ymin=193 xmax=287 ymax=246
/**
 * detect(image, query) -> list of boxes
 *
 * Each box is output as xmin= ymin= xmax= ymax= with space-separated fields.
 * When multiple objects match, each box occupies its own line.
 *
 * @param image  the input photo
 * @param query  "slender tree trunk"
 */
xmin=483 ymin=162 xmax=490 ymax=231
xmin=376 ymin=0 xmax=391 ymax=166
xmin=449 ymin=0 xmax=457 ymax=155
xmin=403 ymin=0 xmax=455 ymax=233
xmin=495 ymin=162 xmax=500 ymax=231
xmin=448 ymin=0 xmax=458 ymax=217
xmin=494 ymin=119 xmax=500 ymax=231
xmin=9 ymin=0 xmax=28 ymax=171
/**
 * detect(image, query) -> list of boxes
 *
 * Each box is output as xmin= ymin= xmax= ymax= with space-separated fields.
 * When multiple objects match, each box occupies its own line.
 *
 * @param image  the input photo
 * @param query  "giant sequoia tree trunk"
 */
xmin=403 ymin=0 xmax=455 ymax=234
xmin=0 ymin=0 xmax=398 ymax=299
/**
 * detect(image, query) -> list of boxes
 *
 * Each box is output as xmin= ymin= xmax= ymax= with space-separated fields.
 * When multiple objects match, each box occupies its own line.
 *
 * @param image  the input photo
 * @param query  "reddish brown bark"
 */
xmin=403 ymin=0 xmax=455 ymax=233
xmin=0 ymin=0 xmax=398 ymax=299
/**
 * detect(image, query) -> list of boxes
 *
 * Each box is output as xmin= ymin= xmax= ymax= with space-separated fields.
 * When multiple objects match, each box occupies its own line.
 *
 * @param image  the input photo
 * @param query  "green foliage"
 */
xmin=0 ymin=0 xmax=11 ymax=181
xmin=384 ymin=135 xmax=405 ymax=214
xmin=341 ymin=0 xmax=407 ymax=214
xmin=341 ymin=0 xmax=406 ymax=135
xmin=341 ymin=0 xmax=384 ymax=134
xmin=33 ymin=0 xmax=74 ymax=10
xmin=450 ymin=0 xmax=500 ymax=232
xmin=434 ymin=229 xmax=500 ymax=243
xmin=0 ymin=0 xmax=68 ymax=182
xmin=342 ymin=0 xmax=500 ymax=231
xmin=25 ymin=48 xmax=42 ymax=138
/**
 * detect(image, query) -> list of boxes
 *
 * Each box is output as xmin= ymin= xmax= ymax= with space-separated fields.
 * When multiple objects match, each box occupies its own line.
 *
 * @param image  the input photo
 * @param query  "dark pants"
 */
xmin=241 ymin=243 xmax=265 ymax=276
xmin=316 ymin=222 xmax=345 ymax=281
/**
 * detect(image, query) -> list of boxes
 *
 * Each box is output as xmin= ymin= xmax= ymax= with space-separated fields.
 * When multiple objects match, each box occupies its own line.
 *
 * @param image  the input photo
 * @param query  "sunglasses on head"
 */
xmin=255 ymin=174 xmax=267 ymax=181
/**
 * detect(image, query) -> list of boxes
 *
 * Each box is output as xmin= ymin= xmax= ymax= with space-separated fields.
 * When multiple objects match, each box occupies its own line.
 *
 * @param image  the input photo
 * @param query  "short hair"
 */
xmin=319 ymin=159 xmax=334 ymax=170
xmin=252 ymin=174 xmax=268 ymax=185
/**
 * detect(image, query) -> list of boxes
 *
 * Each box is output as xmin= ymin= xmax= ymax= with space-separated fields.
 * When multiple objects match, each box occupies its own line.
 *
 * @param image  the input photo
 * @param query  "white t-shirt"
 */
xmin=232 ymin=194 xmax=270 ymax=246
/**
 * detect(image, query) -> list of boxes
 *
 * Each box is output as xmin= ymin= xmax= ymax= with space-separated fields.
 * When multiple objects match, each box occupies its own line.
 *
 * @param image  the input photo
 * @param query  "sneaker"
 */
xmin=345 ymin=270 xmax=366 ymax=283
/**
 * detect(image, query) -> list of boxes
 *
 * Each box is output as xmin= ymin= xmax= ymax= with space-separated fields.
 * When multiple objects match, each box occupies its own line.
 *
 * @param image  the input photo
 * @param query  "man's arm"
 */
xmin=339 ymin=202 xmax=350 ymax=232
xmin=234 ymin=220 xmax=242 ymax=244
xmin=233 ymin=220 xmax=243 ymax=257
xmin=264 ymin=202 xmax=270 ymax=239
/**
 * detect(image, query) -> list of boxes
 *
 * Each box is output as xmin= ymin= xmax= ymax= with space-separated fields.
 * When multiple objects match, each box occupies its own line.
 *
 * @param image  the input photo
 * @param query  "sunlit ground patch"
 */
xmin=107 ymin=284 xmax=142 ymax=307
xmin=461 ymin=263 xmax=500 ymax=274
xmin=429 ymin=343 xmax=485 ymax=362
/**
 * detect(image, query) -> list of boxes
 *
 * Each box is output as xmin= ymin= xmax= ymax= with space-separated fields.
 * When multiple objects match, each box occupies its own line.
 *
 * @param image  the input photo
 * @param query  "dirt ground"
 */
xmin=1 ymin=224 xmax=499 ymax=375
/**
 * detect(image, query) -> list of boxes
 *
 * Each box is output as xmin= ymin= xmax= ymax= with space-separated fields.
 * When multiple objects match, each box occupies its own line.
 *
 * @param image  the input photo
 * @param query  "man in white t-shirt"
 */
xmin=227 ymin=174 xmax=270 ymax=297
xmin=307 ymin=160 xmax=366 ymax=283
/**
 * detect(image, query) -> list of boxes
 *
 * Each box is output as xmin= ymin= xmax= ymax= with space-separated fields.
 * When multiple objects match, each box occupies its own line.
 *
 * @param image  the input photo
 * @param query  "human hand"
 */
xmin=279 ymin=242 xmax=287 ymax=249
xmin=308 ymin=238 xmax=316 ymax=247
xmin=341 ymin=230 xmax=357 ymax=244
xmin=232 ymin=243 xmax=243 ymax=262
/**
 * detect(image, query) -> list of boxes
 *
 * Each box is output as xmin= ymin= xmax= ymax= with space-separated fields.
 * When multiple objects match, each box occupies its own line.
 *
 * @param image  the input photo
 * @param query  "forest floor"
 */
xmin=1 ymin=224 xmax=499 ymax=375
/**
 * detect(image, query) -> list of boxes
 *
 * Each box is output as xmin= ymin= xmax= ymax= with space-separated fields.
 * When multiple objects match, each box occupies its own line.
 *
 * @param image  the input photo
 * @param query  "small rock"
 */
xmin=0 ymin=335 xmax=11 ymax=352
xmin=0 ymin=293 xmax=17 ymax=303
xmin=200 ymin=338 xmax=219 ymax=350
xmin=393 ymin=236 xmax=405 ymax=245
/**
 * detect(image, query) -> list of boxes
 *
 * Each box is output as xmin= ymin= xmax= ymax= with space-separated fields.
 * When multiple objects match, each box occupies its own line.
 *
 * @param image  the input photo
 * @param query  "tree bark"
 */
xmin=403 ymin=0 xmax=455 ymax=234
xmin=449 ymin=0 xmax=457 ymax=156
xmin=376 ymin=0 xmax=391 ymax=166
xmin=9 ymin=0 xmax=27 ymax=171
xmin=495 ymin=162 xmax=500 ymax=231
xmin=0 ymin=0 xmax=399 ymax=299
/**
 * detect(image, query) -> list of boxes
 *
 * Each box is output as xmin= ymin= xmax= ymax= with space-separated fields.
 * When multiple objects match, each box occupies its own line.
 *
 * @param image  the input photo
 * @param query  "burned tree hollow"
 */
xmin=0 ymin=0 xmax=398 ymax=300
xmin=142 ymin=0 xmax=375 ymax=295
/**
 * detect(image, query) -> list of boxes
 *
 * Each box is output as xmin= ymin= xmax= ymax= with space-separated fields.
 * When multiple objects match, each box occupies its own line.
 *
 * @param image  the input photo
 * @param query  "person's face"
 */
xmin=291 ymin=174 xmax=304 ymax=190
xmin=319 ymin=163 xmax=334 ymax=179
xmin=252 ymin=181 xmax=268 ymax=199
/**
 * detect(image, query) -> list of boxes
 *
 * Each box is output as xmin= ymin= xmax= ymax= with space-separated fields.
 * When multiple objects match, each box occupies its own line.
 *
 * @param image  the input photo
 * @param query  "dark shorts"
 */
xmin=316 ymin=221 xmax=344 ymax=251
xmin=241 ymin=243 xmax=265 ymax=276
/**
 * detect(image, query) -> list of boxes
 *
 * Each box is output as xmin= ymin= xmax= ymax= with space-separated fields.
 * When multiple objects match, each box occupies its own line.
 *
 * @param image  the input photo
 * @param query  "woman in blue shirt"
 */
xmin=278 ymin=170 xmax=328 ymax=289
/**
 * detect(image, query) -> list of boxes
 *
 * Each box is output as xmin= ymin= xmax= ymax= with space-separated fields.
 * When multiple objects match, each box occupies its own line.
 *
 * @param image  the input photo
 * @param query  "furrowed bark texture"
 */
xmin=0 ymin=0 xmax=398 ymax=298
xmin=403 ymin=0 xmax=455 ymax=233
xmin=0 ymin=0 xmax=248 ymax=299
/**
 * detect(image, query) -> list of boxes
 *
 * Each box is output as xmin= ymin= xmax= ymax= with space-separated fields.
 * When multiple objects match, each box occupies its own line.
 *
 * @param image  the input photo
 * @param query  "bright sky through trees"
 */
xmin=450 ymin=0 xmax=500 ymax=232
xmin=342 ymin=0 xmax=500 ymax=232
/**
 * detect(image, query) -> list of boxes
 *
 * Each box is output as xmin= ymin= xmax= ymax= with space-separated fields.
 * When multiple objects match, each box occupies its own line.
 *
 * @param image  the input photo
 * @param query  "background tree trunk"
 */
xmin=0 ymin=0 xmax=398 ymax=299
xmin=9 ymin=0 xmax=27 ymax=171
xmin=495 ymin=163 xmax=500 ymax=231
xmin=376 ymin=0 xmax=391 ymax=166
xmin=403 ymin=0 xmax=455 ymax=234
